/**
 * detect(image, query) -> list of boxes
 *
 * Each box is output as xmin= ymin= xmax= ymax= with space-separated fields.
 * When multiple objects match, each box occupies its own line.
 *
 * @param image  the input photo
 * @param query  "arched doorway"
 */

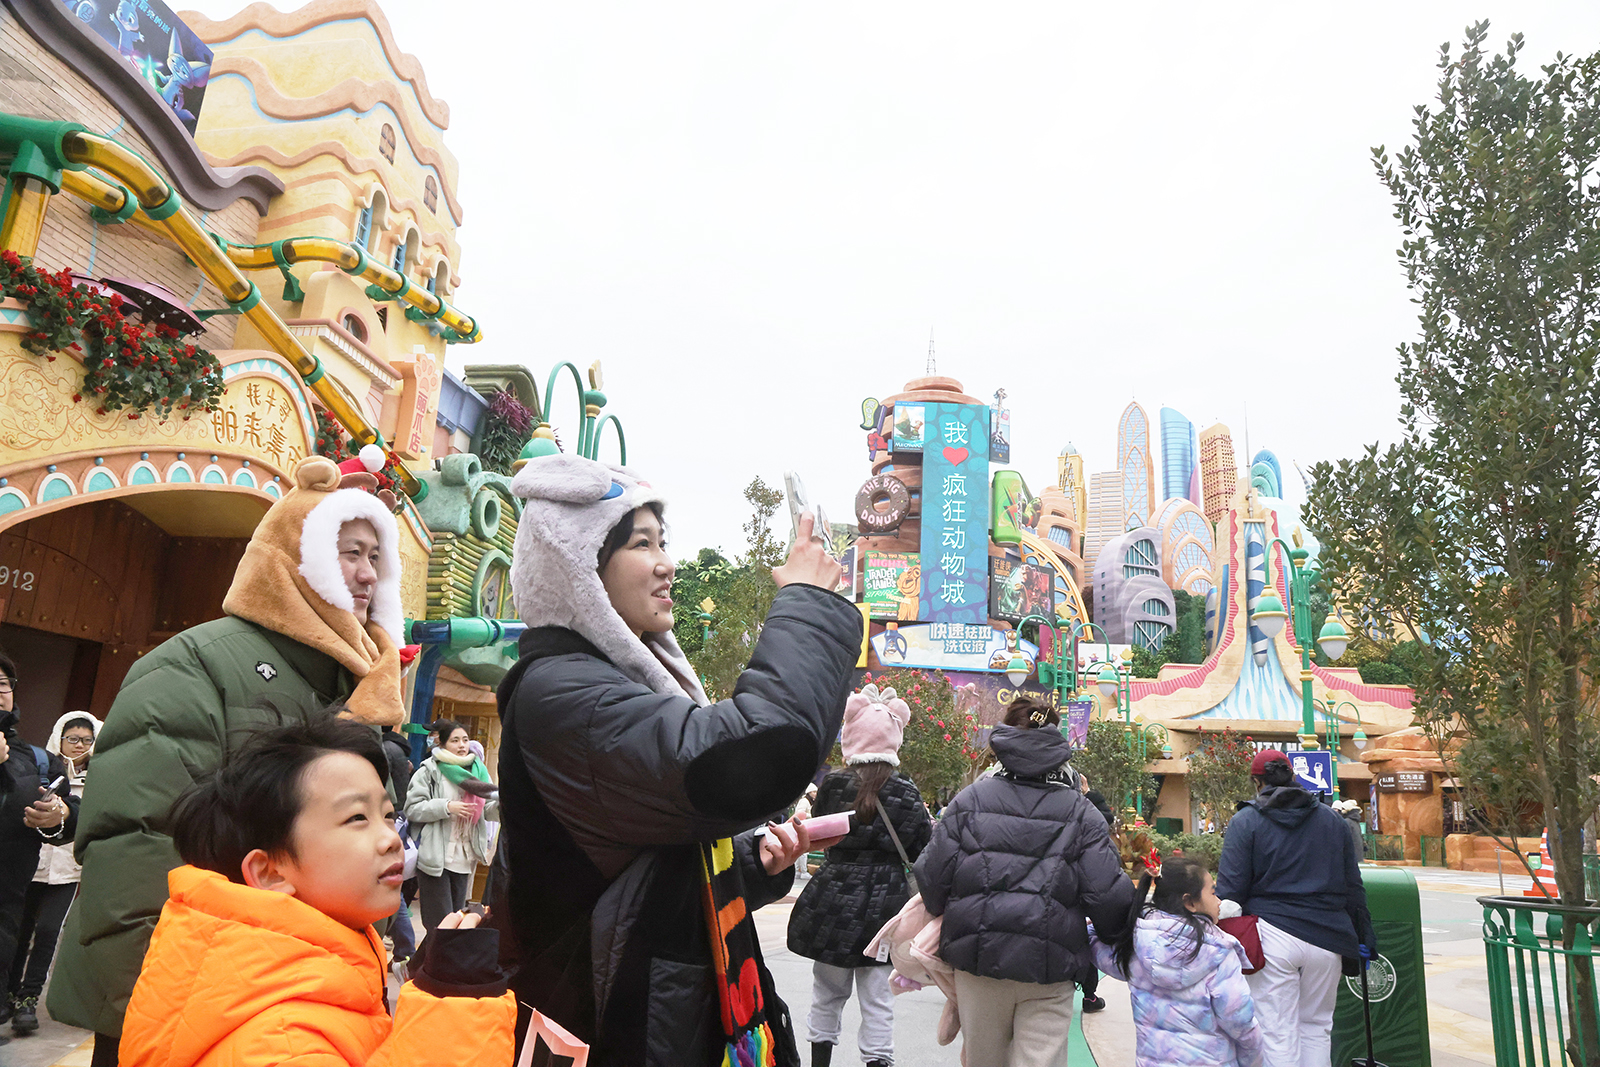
xmin=0 ymin=486 xmax=271 ymax=745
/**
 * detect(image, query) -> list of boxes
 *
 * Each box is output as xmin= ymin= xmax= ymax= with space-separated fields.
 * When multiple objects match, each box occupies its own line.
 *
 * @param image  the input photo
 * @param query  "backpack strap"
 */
xmin=30 ymin=745 xmax=50 ymax=788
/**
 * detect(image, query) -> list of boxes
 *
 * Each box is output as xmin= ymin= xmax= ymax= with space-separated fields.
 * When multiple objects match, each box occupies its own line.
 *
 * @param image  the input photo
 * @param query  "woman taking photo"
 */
xmin=404 ymin=720 xmax=497 ymax=931
xmin=1217 ymin=749 xmax=1373 ymax=1067
xmin=494 ymin=455 xmax=860 ymax=1067
xmin=915 ymin=697 xmax=1134 ymax=1067
xmin=787 ymin=684 xmax=932 ymax=1067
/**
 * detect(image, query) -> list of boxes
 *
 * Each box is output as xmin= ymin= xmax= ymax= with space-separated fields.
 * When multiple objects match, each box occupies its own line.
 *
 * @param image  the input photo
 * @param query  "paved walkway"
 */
xmin=9 ymin=866 xmax=1533 ymax=1067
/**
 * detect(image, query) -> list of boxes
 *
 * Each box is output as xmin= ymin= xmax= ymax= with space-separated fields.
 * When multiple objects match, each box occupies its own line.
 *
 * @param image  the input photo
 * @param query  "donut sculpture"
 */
xmin=856 ymin=473 xmax=911 ymax=534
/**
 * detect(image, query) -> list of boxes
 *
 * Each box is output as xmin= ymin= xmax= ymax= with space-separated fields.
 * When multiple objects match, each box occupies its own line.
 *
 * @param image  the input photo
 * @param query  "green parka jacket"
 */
xmin=46 ymin=615 xmax=359 ymax=1037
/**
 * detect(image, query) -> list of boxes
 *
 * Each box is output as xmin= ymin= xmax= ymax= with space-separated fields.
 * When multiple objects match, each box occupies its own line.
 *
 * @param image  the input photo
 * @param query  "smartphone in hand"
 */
xmin=784 ymin=471 xmax=833 ymax=555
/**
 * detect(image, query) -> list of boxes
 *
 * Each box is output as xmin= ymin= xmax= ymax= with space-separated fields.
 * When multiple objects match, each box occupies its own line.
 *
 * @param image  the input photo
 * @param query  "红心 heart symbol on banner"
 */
xmin=943 ymin=446 xmax=969 ymax=466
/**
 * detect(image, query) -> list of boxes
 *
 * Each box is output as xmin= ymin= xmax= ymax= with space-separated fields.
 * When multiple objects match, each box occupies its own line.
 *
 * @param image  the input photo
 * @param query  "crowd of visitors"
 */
xmin=0 ymin=451 xmax=1378 ymax=1067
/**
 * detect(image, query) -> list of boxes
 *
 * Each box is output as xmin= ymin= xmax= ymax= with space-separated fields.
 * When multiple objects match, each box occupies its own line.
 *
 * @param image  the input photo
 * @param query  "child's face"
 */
xmin=1186 ymin=870 xmax=1222 ymax=922
xmin=245 ymin=751 xmax=404 ymax=929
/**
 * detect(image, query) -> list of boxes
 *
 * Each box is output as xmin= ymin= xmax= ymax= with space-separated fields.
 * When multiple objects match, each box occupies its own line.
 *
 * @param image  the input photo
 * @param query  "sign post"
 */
xmin=1291 ymin=751 xmax=1335 ymax=796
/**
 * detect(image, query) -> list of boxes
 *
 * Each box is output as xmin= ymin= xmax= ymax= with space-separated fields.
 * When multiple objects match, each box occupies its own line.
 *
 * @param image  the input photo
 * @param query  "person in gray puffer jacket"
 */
xmin=493 ymin=454 xmax=859 ymax=1067
xmin=915 ymin=697 xmax=1134 ymax=1067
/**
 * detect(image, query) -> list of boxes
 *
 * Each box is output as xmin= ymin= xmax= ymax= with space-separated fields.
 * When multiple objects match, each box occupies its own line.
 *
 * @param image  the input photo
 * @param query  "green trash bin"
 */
xmin=1330 ymin=866 xmax=1432 ymax=1067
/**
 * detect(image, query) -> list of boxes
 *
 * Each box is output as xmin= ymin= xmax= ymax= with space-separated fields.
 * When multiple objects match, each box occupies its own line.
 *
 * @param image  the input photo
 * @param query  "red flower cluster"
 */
xmin=0 ymin=254 xmax=224 ymax=419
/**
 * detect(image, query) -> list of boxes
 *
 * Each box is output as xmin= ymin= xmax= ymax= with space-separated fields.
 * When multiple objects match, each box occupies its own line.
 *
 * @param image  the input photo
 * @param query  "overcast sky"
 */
xmin=192 ymin=2 xmax=1600 ymax=558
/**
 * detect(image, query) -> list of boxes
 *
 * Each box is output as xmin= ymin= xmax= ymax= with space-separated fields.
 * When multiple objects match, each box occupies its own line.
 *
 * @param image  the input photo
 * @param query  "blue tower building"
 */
xmin=1160 ymin=407 xmax=1198 ymax=505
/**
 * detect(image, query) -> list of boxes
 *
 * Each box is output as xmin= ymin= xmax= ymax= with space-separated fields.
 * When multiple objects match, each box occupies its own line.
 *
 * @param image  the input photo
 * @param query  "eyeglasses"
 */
xmin=61 ymin=736 xmax=94 ymax=747
xmin=0 ymin=678 xmax=12 ymax=693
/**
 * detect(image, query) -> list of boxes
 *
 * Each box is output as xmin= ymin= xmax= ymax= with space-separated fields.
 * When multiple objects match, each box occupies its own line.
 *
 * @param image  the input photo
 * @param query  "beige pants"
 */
xmin=952 ymin=970 xmax=1075 ymax=1067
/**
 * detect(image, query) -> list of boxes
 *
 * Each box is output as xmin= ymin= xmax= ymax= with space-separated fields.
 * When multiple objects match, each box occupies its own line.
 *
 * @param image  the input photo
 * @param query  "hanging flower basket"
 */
xmin=0 ymin=250 xmax=225 ymax=420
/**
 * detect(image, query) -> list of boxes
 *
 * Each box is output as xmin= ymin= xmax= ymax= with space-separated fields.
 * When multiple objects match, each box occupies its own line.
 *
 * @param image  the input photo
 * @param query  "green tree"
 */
xmin=1073 ymin=720 xmax=1157 ymax=825
xmin=671 ymin=548 xmax=737 ymax=659
xmin=1304 ymin=24 xmax=1600 ymax=1058
xmin=1129 ymin=645 xmax=1164 ymax=679
xmin=1186 ymin=727 xmax=1256 ymax=832
xmin=692 ymin=478 xmax=786 ymax=700
xmin=1169 ymin=590 xmax=1206 ymax=665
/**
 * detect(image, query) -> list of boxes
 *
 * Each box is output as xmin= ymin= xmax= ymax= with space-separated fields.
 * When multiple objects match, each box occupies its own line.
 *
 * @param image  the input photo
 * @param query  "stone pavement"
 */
xmin=9 ymin=866 xmax=1530 ymax=1067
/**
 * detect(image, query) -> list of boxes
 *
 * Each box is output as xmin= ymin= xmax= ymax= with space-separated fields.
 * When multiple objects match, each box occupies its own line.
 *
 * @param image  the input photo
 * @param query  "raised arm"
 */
xmin=512 ymin=584 xmax=862 ymax=853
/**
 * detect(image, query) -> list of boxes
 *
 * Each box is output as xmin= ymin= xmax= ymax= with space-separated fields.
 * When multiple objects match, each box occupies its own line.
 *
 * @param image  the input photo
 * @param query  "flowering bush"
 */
xmin=1187 ymin=725 xmax=1257 ymax=832
xmin=859 ymin=667 xmax=987 ymax=802
xmin=477 ymin=389 xmax=535 ymax=474
xmin=0 ymin=250 xmax=224 ymax=419
xmin=313 ymin=406 xmax=357 ymax=462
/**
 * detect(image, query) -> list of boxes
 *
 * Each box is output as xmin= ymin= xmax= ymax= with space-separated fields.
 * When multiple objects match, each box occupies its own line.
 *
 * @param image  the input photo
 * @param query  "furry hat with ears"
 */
xmin=222 ymin=456 xmax=405 ymax=725
xmin=843 ymin=683 xmax=913 ymax=766
xmin=509 ymin=453 xmax=708 ymax=704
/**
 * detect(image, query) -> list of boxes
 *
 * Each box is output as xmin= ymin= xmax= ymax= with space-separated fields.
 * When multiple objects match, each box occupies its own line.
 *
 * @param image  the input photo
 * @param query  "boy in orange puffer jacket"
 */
xmin=120 ymin=711 xmax=518 ymax=1067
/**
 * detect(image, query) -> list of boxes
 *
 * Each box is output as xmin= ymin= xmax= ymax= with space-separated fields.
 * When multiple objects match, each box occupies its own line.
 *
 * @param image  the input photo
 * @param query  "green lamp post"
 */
xmin=1311 ymin=698 xmax=1362 ymax=790
xmin=1249 ymin=541 xmax=1350 ymax=747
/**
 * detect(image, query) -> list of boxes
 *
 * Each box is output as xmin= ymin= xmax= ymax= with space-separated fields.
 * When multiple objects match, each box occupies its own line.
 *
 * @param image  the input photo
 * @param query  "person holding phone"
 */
xmin=494 ymin=455 xmax=860 ymax=1066
xmin=0 ymin=651 xmax=78 ymax=1040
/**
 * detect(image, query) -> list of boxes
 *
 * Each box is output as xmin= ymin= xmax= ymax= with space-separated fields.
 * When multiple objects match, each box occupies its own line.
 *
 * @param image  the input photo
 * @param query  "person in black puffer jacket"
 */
xmin=1217 ymin=749 xmax=1374 ymax=1067
xmin=915 ymin=697 xmax=1133 ymax=1067
xmin=494 ymin=456 xmax=859 ymax=1067
xmin=788 ymin=683 xmax=931 ymax=1067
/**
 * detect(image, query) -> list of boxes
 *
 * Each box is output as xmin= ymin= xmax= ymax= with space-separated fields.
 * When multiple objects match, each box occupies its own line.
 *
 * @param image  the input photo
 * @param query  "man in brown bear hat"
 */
xmin=49 ymin=455 xmax=407 ymax=1067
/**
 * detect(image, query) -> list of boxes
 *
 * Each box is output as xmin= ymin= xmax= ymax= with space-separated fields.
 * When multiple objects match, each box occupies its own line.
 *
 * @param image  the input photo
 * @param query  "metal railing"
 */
xmin=1372 ymin=834 xmax=1406 ymax=862
xmin=1420 ymin=835 xmax=1446 ymax=867
xmin=1481 ymin=895 xmax=1600 ymax=1067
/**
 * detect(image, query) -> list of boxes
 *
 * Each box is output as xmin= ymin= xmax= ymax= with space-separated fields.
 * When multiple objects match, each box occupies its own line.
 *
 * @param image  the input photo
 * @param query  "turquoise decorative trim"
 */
xmin=144 ymin=187 xmax=182 ymax=221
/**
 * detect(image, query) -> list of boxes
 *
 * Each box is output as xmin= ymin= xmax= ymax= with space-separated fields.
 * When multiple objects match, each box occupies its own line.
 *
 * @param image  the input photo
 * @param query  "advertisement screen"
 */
xmin=69 ymin=0 xmax=213 ymax=134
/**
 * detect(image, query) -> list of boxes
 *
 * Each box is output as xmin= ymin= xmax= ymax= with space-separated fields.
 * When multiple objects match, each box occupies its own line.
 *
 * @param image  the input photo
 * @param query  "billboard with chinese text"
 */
xmin=918 ymin=402 xmax=990 ymax=624
xmin=871 ymin=622 xmax=1036 ymax=673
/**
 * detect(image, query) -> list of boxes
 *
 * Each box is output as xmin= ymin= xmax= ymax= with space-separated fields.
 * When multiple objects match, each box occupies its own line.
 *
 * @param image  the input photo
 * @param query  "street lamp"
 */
xmin=698 ymin=597 xmax=716 ymax=645
xmin=1249 ymin=542 xmax=1350 ymax=747
xmin=1311 ymin=698 xmax=1360 ymax=791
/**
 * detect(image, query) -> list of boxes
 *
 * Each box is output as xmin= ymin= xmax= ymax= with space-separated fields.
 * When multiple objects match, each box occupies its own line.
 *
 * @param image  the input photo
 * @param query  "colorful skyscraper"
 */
xmin=1118 ymin=402 xmax=1156 ymax=531
xmin=1082 ymin=469 xmax=1124 ymax=593
xmin=1160 ymin=406 xmax=1200 ymax=506
xmin=1199 ymin=423 xmax=1238 ymax=526
xmin=1057 ymin=443 xmax=1087 ymax=532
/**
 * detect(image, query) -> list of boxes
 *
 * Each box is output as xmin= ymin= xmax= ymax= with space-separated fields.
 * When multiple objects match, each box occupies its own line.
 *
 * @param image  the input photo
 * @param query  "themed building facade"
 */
xmin=0 ymin=0 xmax=545 ymax=764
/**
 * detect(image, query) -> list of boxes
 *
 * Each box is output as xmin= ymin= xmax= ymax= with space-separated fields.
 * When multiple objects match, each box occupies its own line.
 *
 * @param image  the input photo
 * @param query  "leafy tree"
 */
xmin=692 ymin=478 xmax=786 ymax=699
xmin=1169 ymin=590 xmax=1206 ymax=665
xmin=671 ymin=548 xmax=737 ymax=659
xmin=1073 ymin=719 xmax=1157 ymax=825
xmin=1304 ymin=24 xmax=1600 ymax=1057
xmin=1186 ymin=727 xmax=1256 ymax=832
xmin=1358 ymin=661 xmax=1410 ymax=685
xmin=1129 ymin=645 xmax=1165 ymax=679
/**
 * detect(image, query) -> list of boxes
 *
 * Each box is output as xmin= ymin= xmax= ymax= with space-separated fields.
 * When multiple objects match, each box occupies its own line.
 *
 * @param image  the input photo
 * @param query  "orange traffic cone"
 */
xmin=1524 ymin=829 xmax=1560 ymax=899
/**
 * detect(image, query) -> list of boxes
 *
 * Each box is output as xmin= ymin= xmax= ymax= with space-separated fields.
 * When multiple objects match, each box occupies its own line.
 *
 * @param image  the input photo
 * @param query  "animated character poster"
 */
xmin=68 ymin=0 xmax=213 ymax=134
xmin=863 ymin=552 xmax=920 ymax=620
xmin=988 ymin=558 xmax=1053 ymax=623
xmin=891 ymin=404 xmax=925 ymax=453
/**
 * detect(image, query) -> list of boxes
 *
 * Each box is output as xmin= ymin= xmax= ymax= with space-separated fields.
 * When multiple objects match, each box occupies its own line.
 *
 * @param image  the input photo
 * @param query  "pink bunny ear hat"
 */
xmin=843 ymin=682 xmax=914 ymax=766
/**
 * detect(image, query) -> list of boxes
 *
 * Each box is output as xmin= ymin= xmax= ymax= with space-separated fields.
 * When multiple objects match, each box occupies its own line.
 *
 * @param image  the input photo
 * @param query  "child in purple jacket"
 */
xmin=1091 ymin=856 xmax=1264 ymax=1067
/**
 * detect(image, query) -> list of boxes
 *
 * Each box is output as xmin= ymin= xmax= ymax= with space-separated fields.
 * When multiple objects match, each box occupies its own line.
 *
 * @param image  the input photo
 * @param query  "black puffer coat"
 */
xmin=914 ymin=725 xmax=1134 ymax=985
xmin=787 ymin=770 xmax=931 ymax=967
xmin=493 ymin=584 xmax=862 ymax=1067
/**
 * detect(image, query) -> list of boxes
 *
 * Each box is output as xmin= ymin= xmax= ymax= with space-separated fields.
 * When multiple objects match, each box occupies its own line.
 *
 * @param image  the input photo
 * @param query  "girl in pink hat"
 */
xmin=787 ymin=683 xmax=933 ymax=1067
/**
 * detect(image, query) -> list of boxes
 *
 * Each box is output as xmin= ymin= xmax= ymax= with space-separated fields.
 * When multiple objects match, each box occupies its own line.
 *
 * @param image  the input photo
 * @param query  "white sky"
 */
xmin=190 ymin=2 xmax=1600 ymax=557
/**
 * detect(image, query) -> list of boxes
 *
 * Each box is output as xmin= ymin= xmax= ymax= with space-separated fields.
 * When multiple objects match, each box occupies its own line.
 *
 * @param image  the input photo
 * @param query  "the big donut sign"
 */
xmin=856 ymin=473 xmax=911 ymax=534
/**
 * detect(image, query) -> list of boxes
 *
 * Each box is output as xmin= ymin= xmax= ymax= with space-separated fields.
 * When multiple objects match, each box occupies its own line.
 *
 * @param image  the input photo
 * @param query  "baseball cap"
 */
xmin=1250 ymin=749 xmax=1291 ymax=776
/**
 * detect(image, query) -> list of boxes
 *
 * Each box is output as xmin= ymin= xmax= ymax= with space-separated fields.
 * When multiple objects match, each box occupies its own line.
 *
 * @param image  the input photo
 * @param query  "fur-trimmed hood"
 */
xmin=221 ymin=457 xmax=405 ymax=724
xmin=509 ymin=454 xmax=707 ymax=703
